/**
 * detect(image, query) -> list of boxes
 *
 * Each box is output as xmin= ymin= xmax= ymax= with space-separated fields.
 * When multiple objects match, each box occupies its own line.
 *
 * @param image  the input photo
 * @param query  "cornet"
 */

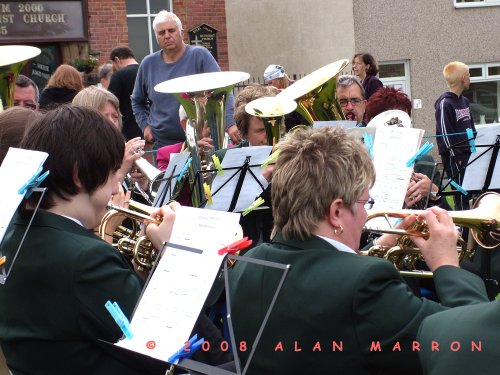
xmin=99 ymin=200 xmax=161 ymax=271
xmin=361 ymin=192 xmax=500 ymax=277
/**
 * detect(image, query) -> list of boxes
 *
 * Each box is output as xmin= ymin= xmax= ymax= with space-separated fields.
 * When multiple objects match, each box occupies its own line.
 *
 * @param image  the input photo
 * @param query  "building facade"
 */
xmin=0 ymin=0 xmax=229 ymax=88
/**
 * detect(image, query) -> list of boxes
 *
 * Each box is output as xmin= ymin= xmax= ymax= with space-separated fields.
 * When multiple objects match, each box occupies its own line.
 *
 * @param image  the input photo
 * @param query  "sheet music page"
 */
xmin=462 ymin=123 xmax=500 ymax=190
xmin=368 ymin=127 xmax=424 ymax=228
xmin=209 ymin=146 xmax=272 ymax=212
xmin=0 ymin=148 xmax=48 ymax=244
xmin=116 ymin=206 xmax=240 ymax=362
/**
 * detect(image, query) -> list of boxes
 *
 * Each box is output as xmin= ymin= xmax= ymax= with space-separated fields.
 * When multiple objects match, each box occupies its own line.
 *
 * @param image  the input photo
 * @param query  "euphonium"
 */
xmin=0 ymin=45 xmax=41 ymax=109
xmin=277 ymin=59 xmax=349 ymax=125
xmin=245 ymin=96 xmax=298 ymax=146
xmin=361 ymin=192 xmax=500 ymax=277
xmin=99 ymin=200 xmax=161 ymax=271
xmin=154 ymin=71 xmax=250 ymax=207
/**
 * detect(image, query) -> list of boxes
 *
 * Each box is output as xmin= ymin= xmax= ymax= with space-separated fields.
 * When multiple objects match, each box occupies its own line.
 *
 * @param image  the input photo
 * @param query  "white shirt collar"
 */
xmin=315 ymin=235 xmax=357 ymax=254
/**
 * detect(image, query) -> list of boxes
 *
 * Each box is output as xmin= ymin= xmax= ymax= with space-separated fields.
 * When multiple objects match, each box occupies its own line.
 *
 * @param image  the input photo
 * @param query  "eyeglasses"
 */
xmin=357 ymin=197 xmax=375 ymax=210
xmin=338 ymin=98 xmax=363 ymax=107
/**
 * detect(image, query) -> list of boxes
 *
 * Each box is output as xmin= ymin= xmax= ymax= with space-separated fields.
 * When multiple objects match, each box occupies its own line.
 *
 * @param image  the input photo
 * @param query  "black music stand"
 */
xmin=191 ymin=147 xmax=272 ymax=212
xmin=222 ymin=254 xmax=290 ymax=375
xmin=0 ymin=187 xmax=46 ymax=285
xmin=438 ymin=133 xmax=500 ymax=299
xmin=153 ymin=152 xmax=192 ymax=207
xmin=194 ymin=158 xmax=267 ymax=211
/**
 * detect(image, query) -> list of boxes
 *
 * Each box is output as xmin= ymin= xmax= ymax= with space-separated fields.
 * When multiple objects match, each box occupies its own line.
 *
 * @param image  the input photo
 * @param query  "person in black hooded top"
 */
xmin=39 ymin=64 xmax=84 ymax=110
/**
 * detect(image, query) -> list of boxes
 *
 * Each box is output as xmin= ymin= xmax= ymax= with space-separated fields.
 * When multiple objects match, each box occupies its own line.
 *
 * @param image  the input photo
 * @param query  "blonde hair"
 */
xmin=272 ymin=127 xmax=375 ymax=240
xmin=46 ymin=64 xmax=84 ymax=91
xmin=234 ymin=84 xmax=279 ymax=138
xmin=72 ymin=86 xmax=122 ymax=129
xmin=443 ymin=61 xmax=469 ymax=88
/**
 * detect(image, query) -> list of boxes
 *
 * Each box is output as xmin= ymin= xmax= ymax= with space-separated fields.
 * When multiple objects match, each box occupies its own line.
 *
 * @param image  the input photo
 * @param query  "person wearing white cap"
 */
xmin=263 ymin=64 xmax=294 ymax=90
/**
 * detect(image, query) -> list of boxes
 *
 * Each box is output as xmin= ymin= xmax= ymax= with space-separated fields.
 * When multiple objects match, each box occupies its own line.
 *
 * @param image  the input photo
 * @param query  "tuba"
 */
xmin=155 ymin=71 xmax=250 ymax=207
xmin=278 ymin=59 xmax=349 ymax=125
xmin=244 ymin=96 xmax=298 ymax=146
xmin=361 ymin=192 xmax=500 ymax=277
xmin=0 ymin=45 xmax=41 ymax=109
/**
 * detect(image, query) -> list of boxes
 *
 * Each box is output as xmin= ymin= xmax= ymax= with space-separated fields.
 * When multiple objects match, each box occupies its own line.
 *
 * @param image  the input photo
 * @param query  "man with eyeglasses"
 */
xmin=336 ymin=75 xmax=367 ymax=126
xmin=13 ymin=75 xmax=39 ymax=111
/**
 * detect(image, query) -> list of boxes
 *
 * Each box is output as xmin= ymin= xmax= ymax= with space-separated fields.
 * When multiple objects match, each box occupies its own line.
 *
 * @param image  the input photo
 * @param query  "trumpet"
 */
xmin=361 ymin=192 xmax=500 ymax=277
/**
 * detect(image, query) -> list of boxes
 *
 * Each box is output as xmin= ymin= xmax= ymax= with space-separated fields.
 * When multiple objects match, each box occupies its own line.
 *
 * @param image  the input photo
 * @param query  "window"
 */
xmin=455 ymin=0 xmax=500 ymax=8
xmin=464 ymin=63 xmax=500 ymax=124
xmin=126 ymin=0 xmax=172 ymax=61
xmin=379 ymin=60 xmax=411 ymax=97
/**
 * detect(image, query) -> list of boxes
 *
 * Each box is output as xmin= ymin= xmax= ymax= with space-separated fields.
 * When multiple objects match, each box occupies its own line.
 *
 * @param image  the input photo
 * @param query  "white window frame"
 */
xmin=467 ymin=62 xmax=500 ymax=124
xmin=378 ymin=60 xmax=411 ymax=99
xmin=455 ymin=0 xmax=500 ymax=8
xmin=126 ymin=0 xmax=173 ymax=56
xmin=469 ymin=62 xmax=500 ymax=82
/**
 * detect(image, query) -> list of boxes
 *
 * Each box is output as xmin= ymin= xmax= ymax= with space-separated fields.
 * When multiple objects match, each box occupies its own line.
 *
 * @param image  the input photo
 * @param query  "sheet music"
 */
xmin=368 ymin=127 xmax=424 ymax=227
xmin=0 ymin=148 xmax=48 ymax=244
xmin=116 ymin=206 xmax=241 ymax=361
xmin=208 ymin=146 xmax=272 ymax=212
xmin=153 ymin=152 xmax=190 ymax=206
xmin=462 ymin=123 xmax=500 ymax=190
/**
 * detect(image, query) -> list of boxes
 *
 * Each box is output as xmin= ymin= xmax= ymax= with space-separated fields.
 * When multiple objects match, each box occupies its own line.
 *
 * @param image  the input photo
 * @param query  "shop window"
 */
xmin=126 ymin=0 xmax=172 ymax=61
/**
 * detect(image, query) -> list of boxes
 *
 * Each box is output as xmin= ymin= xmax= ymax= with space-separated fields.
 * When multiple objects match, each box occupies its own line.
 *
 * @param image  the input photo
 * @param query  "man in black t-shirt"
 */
xmin=109 ymin=46 xmax=142 ymax=140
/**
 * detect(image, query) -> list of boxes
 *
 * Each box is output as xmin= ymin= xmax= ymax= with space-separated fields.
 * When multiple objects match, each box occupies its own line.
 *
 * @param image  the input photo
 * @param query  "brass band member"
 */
xmin=222 ymin=127 xmax=487 ymax=374
xmin=0 ymin=106 xmax=180 ymax=374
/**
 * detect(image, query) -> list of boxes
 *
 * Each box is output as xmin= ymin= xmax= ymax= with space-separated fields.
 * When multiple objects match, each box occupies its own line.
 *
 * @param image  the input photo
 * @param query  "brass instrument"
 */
xmin=132 ymin=157 xmax=165 ymax=203
xmin=99 ymin=201 xmax=245 ymax=270
xmin=245 ymin=96 xmax=298 ymax=146
xmin=0 ymin=45 xmax=41 ymax=109
xmin=99 ymin=200 xmax=160 ymax=271
xmin=361 ymin=192 xmax=500 ymax=277
xmin=278 ymin=59 xmax=349 ymax=125
xmin=155 ymin=71 xmax=250 ymax=207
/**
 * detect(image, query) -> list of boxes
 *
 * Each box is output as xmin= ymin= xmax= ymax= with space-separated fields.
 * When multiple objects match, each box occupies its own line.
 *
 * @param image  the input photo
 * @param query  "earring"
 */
xmin=333 ymin=228 xmax=338 ymax=235
xmin=338 ymin=225 xmax=344 ymax=235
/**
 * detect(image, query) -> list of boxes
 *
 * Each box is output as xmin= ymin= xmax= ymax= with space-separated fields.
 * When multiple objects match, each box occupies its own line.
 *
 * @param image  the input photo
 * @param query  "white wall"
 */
xmin=226 ymin=0 xmax=355 ymax=80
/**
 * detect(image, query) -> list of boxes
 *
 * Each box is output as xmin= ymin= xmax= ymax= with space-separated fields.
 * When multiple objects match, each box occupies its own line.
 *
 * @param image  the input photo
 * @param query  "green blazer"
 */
xmin=0 ymin=210 xmax=146 ymax=375
xmin=229 ymin=232 xmax=488 ymax=374
xmin=418 ymin=299 xmax=500 ymax=374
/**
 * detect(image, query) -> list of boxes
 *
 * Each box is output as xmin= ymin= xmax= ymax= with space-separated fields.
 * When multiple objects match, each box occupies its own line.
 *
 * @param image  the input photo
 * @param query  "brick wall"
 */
xmin=87 ymin=0 xmax=129 ymax=63
xmin=84 ymin=0 xmax=228 ymax=69
xmin=172 ymin=0 xmax=229 ymax=70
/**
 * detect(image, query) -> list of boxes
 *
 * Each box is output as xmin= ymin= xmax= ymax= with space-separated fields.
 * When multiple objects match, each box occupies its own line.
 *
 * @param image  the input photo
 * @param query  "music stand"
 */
xmin=0 ymin=187 xmax=46 ymax=285
xmin=153 ymin=152 xmax=191 ymax=207
xmin=438 ymin=127 xmax=500 ymax=298
xmin=197 ymin=147 xmax=272 ymax=212
xmin=222 ymin=254 xmax=290 ymax=375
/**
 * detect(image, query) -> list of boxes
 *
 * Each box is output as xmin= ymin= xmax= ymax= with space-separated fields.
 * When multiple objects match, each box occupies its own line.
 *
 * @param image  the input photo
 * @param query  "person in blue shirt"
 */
xmin=131 ymin=10 xmax=239 ymax=151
